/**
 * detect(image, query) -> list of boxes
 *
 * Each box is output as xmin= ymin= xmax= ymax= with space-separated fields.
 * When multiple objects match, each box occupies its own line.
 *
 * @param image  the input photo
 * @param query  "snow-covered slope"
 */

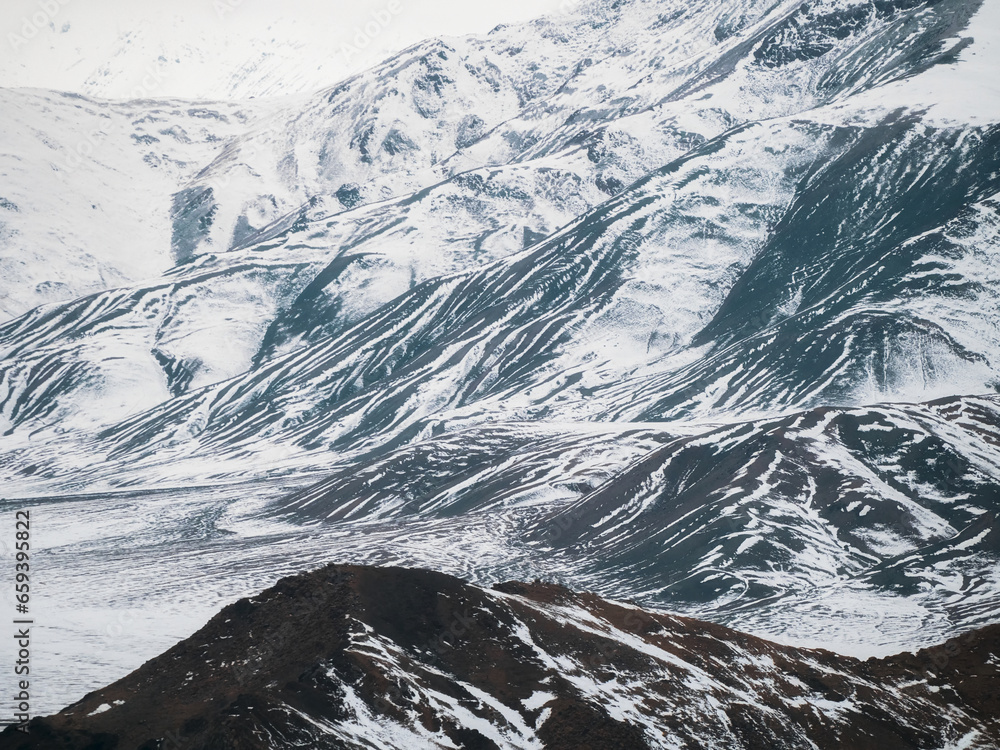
xmin=1 ymin=0 xmax=999 ymax=720
xmin=0 ymin=89 xmax=261 ymax=319
xmin=3 ymin=0 xmax=998 ymax=450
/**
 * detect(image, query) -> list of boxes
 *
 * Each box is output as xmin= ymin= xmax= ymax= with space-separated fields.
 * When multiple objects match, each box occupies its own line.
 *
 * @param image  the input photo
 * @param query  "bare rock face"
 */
xmin=2 ymin=564 xmax=997 ymax=749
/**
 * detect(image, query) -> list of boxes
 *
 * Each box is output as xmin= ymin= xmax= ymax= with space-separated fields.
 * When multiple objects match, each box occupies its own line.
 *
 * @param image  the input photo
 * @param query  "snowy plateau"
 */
xmin=0 ymin=0 xmax=1000 ymax=746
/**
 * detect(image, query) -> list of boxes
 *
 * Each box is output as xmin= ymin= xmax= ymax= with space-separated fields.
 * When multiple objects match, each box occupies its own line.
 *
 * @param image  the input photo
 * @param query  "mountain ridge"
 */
xmin=3 ymin=564 xmax=998 ymax=749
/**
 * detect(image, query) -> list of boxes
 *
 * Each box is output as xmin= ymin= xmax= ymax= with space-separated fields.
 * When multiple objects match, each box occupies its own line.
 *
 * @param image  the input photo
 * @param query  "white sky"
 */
xmin=0 ymin=0 xmax=570 ymax=99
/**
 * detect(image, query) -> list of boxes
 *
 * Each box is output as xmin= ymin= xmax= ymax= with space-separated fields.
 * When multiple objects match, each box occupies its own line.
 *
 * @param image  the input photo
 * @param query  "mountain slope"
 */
xmin=4 ymin=565 xmax=998 ymax=750
xmin=1 ymin=0 xmax=999 ymax=721
xmin=0 ymin=0 xmax=997 ymax=472
xmin=0 ymin=89 xmax=258 ymax=320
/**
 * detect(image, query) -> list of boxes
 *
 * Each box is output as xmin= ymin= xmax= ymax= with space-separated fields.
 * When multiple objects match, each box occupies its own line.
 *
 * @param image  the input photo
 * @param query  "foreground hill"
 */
xmin=3 ymin=564 xmax=997 ymax=749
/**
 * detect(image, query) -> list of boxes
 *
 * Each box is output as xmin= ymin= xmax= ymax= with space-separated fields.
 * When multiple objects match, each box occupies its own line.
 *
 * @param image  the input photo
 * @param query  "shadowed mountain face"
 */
xmin=2 ymin=565 xmax=998 ymax=750
xmin=527 ymin=394 xmax=1000 ymax=614
xmin=1 ymin=0 xmax=1000 ymax=721
xmin=271 ymin=393 xmax=1000 ymax=655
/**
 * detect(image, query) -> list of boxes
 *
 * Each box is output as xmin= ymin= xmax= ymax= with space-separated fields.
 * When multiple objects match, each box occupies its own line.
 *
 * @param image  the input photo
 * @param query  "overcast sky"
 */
xmin=0 ymin=0 xmax=571 ymax=99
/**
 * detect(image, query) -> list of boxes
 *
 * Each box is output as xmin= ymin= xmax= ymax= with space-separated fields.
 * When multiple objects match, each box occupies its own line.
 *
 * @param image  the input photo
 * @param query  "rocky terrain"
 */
xmin=3 ymin=564 xmax=999 ymax=749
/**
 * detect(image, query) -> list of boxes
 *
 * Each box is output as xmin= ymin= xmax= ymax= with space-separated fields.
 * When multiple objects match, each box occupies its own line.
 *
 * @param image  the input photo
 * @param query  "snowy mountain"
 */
xmin=1 ymin=0 xmax=999 ymax=729
xmin=0 ymin=89 xmax=261 ymax=319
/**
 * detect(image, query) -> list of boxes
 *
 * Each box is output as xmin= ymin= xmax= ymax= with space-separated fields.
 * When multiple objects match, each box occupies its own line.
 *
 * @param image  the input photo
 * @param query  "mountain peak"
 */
xmin=5 ymin=564 xmax=999 ymax=749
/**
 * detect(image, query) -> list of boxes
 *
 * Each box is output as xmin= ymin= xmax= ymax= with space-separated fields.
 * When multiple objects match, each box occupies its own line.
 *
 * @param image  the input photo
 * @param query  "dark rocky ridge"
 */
xmin=2 ymin=565 xmax=998 ymax=749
